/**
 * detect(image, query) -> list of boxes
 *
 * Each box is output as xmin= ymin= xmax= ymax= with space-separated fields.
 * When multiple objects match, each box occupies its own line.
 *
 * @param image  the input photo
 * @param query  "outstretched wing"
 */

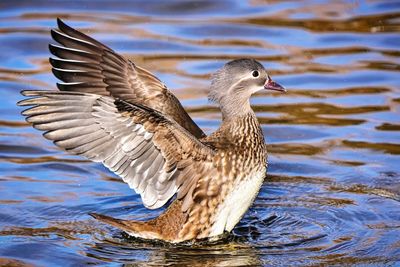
xmin=18 ymin=90 xmax=215 ymax=209
xmin=49 ymin=18 xmax=205 ymax=138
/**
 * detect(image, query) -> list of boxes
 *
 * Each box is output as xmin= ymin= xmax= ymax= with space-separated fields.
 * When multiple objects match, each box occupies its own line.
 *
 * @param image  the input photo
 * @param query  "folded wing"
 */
xmin=50 ymin=18 xmax=205 ymax=138
xmin=18 ymin=90 xmax=214 ymax=209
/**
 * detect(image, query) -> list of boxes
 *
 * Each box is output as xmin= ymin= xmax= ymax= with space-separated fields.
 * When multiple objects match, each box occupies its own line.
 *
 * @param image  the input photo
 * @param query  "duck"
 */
xmin=18 ymin=18 xmax=286 ymax=243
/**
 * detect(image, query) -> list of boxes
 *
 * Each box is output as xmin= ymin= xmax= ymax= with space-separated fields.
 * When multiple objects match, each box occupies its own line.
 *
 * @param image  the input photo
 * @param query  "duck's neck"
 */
xmin=219 ymin=97 xmax=252 ymax=121
xmin=219 ymin=110 xmax=264 ymax=146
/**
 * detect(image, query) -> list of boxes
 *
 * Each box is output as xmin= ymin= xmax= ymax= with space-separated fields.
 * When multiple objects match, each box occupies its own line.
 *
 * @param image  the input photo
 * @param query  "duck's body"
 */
xmin=91 ymin=111 xmax=267 ymax=242
xmin=18 ymin=19 xmax=285 ymax=243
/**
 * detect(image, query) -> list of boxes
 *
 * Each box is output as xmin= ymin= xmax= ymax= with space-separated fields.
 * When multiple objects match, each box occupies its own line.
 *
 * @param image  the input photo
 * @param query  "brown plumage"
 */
xmin=18 ymin=19 xmax=286 ymax=243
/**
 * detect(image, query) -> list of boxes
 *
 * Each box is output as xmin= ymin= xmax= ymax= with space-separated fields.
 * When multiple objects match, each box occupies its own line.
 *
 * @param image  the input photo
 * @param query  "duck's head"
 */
xmin=208 ymin=58 xmax=285 ymax=118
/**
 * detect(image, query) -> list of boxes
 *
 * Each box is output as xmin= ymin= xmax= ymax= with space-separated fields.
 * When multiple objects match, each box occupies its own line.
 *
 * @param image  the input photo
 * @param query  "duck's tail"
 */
xmin=89 ymin=200 xmax=187 ymax=242
xmin=89 ymin=212 xmax=163 ymax=240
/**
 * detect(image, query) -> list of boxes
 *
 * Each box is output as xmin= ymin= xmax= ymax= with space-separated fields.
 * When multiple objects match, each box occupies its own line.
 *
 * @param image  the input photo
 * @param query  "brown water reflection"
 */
xmin=0 ymin=0 xmax=400 ymax=266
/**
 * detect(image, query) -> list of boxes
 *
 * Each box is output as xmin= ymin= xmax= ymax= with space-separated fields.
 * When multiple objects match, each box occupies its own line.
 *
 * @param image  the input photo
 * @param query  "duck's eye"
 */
xmin=252 ymin=70 xmax=259 ymax=77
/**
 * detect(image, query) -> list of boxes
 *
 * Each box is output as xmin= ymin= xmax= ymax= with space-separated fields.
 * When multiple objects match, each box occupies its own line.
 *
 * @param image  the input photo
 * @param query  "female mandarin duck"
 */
xmin=18 ymin=19 xmax=286 ymax=243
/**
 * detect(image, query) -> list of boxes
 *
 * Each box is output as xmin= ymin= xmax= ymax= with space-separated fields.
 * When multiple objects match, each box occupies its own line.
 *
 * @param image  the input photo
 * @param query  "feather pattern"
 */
xmin=18 ymin=90 xmax=214 ymax=209
xmin=49 ymin=18 xmax=205 ymax=138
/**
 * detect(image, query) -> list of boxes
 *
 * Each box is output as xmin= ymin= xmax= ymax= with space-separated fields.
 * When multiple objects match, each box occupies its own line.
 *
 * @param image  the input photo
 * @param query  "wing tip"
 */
xmin=49 ymin=57 xmax=57 ymax=67
xmin=50 ymin=28 xmax=61 ymax=43
xmin=54 ymin=17 xmax=112 ymax=51
xmin=17 ymin=98 xmax=28 ymax=107
xmin=57 ymin=17 xmax=69 ymax=32
xmin=48 ymin=43 xmax=58 ymax=56
xmin=51 ymin=68 xmax=64 ymax=81
xmin=19 ymin=90 xmax=44 ymax=98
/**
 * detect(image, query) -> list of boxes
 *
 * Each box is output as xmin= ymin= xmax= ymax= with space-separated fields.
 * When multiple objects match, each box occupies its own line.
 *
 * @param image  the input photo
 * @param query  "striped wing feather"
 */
xmin=50 ymin=18 xmax=205 ymax=138
xmin=18 ymin=90 xmax=214 ymax=209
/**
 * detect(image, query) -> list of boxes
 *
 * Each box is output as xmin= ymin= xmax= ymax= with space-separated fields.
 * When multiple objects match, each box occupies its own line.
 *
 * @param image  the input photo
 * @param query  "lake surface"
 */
xmin=1 ymin=0 xmax=399 ymax=266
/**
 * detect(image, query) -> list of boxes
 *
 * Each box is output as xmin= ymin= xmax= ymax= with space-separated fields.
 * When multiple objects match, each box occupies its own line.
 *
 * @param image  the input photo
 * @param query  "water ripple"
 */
xmin=0 ymin=0 xmax=399 ymax=266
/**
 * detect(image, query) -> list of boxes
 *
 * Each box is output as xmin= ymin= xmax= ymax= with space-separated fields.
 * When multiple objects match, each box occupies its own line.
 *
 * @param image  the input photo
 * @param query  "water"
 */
xmin=1 ymin=0 xmax=399 ymax=266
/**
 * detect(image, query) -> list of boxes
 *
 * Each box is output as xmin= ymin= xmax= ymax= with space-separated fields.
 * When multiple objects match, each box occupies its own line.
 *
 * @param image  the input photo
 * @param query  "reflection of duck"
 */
xmin=90 ymin=235 xmax=263 ymax=267
xmin=18 ymin=19 xmax=285 ymax=243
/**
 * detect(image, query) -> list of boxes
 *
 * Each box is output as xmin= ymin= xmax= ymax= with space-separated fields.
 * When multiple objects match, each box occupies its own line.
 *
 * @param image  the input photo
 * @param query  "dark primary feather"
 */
xmin=18 ymin=90 xmax=214 ymax=210
xmin=49 ymin=18 xmax=205 ymax=138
